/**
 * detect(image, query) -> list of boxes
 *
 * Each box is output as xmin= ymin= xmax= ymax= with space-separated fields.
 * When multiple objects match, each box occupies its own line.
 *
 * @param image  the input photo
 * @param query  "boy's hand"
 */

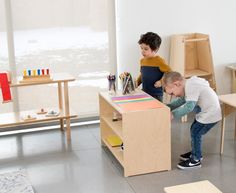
xmin=154 ymin=80 xmax=162 ymax=88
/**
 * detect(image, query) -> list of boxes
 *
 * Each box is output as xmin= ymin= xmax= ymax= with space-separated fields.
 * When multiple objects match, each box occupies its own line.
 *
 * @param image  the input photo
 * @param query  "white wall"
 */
xmin=116 ymin=0 xmax=236 ymax=94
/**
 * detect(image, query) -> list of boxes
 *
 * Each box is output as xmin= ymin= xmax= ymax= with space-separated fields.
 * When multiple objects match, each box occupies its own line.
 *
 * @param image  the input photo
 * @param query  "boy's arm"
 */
xmin=167 ymin=97 xmax=186 ymax=110
xmin=172 ymin=101 xmax=197 ymax=119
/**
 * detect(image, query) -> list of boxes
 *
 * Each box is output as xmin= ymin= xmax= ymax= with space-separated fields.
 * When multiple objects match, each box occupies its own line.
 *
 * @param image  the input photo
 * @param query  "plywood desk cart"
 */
xmin=170 ymin=33 xmax=216 ymax=91
xmin=0 ymin=73 xmax=77 ymax=141
xmin=99 ymin=91 xmax=171 ymax=177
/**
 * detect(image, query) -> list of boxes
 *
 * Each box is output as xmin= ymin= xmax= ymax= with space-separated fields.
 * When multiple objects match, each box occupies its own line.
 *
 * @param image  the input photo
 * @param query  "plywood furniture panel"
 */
xmin=99 ymin=91 xmax=171 ymax=177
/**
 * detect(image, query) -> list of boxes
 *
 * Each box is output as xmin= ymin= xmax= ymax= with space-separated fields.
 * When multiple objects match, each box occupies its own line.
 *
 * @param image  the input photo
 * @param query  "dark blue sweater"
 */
xmin=137 ymin=56 xmax=171 ymax=98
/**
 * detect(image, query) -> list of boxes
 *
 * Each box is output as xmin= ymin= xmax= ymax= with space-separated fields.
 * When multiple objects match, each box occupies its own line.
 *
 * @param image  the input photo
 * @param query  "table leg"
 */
xmin=235 ymin=115 xmax=236 ymax=139
xmin=64 ymin=82 xmax=71 ymax=141
xmin=58 ymin=82 xmax=64 ymax=131
xmin=220 ymin=104 xmax=226 ymax=155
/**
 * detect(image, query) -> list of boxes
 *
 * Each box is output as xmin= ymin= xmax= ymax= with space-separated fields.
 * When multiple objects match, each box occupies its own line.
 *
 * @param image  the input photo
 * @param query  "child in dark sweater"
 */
xmin=137 ymin=32 xmax=171 ymax=101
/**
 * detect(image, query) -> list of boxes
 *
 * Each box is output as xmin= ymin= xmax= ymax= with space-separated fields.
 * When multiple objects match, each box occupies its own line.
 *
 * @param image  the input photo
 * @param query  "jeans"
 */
xmin=190 ymin=119 xmax=218 ymax=160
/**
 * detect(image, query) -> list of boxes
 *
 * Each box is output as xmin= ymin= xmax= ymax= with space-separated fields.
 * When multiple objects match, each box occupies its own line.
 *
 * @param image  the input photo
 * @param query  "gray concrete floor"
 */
xmin=0 ymin=114 xmax=235 ymax=193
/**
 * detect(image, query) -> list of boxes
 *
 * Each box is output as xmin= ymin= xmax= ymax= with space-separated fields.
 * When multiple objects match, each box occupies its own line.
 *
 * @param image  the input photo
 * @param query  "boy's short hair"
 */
xmin=162 ymin=71 xmax=184 ymax=87
xmin=138 ymin=32 xmax=162 ymax=51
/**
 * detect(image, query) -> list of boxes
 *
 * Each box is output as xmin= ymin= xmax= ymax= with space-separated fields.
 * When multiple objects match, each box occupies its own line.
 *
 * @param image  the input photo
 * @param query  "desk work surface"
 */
xmin=99 ymin=90 xmax=166 ymax=114
xmin=219 ymin=93 xmax=236 ymax=107
xmin=164 ymin=180 xmax=222 ymax=193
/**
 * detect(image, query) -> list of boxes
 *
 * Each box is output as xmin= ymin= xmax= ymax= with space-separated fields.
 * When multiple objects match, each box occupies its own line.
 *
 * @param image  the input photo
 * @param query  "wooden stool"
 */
xmin=164 ymin=180 xmax=222 ymax=193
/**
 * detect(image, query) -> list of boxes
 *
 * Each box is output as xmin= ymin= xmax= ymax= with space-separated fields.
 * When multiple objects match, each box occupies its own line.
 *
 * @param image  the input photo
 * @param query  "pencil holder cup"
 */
xmin=119 ymin=72 xmax=135 ymax=95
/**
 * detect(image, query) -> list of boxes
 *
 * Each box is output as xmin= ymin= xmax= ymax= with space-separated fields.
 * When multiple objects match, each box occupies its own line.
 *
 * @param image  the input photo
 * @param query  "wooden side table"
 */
xmin=0 ymin=73 xmax=77 ymax=142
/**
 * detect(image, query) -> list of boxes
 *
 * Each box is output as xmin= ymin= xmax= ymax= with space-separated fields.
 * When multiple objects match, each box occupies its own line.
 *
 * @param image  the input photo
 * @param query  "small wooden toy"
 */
xmin=22 ymin=114 xmax=37 ymax=121
xmin=37 ymin=108 xmax=47 ymax=115
xmin=46 ymin=110 xmax=59 ymax=117
xmin=112 ymin=111 xmax=122 ymax=122
xmin=20 ymin=68 xmax=52 ymax=83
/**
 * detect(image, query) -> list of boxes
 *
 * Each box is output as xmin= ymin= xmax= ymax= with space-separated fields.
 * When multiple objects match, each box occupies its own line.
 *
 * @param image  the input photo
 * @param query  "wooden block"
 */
xmin=106 ymin=135 xmax=123 ymax=147
xmin=164 ymin=180 xmax=222 ymax=193
xmin=19 ymin=75 xmax=52 ymax=83
xmin=36 ymin=108 xmax=47 ymax=114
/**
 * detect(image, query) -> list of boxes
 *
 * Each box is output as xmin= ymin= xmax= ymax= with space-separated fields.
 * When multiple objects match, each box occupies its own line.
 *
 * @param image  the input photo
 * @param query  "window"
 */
xmin=0 ymin=0 xmax=14 ymax=113
xmin=0 ymin=0 xmax=116 ymax=118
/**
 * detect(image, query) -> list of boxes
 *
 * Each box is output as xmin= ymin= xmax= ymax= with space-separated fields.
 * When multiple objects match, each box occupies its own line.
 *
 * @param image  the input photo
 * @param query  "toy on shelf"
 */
xmin=106 ymin=135 xmax=123 ymax=147
xmin=119 ymin=72 xmax=135 ymax=95
xmin=36 ymin=108 xmax=47 ymax=115
xmin=22 ymin=114 xmax=37 ymax=121
xmin=20 ymin=68 xmax=52 ymax=83
xmin=107 ymin=74 xmax=116 ymax=94
xmin=46 ymin=110 xmax=59 ymax=117
xmin=112 ymin=111 xmax=122 ymax=122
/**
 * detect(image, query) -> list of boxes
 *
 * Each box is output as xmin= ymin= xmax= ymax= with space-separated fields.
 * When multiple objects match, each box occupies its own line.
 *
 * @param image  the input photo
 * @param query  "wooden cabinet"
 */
xmin=0 ymin=73 xmax=77 ymax=141
xmin=170 ymin=33 xmax=216 ymax=90
xmin=99 ymin=91 xmax=171 ymax=177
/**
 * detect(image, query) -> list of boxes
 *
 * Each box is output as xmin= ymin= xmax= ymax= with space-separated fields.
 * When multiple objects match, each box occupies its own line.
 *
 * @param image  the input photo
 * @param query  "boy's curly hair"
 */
xmin=138 ymin=32 xmax=162 ymax=51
